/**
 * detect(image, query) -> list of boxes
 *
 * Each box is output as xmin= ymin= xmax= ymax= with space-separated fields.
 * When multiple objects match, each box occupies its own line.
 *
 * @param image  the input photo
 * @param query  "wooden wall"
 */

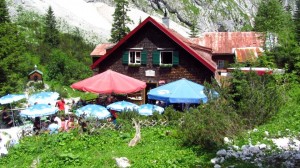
xmin=97 ymin=23 xmax=214 ymax=84
xmin=28 ymin=72 xmax=43 ymax=81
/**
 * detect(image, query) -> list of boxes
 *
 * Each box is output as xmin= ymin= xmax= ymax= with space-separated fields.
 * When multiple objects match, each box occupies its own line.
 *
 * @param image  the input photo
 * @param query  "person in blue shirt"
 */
xmin=48 ymin=118 xmax=59 ymax=134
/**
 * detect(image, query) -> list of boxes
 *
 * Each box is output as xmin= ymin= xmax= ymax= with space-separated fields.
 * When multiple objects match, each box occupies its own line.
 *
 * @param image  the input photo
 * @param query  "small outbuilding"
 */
xmin=28 ymin=65 xmax=43 ymax=82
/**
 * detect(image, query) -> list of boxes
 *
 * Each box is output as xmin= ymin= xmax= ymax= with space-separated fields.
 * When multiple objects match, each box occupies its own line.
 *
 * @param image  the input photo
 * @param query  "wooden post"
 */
xmin=128 ymin=118 xmax=141 ymax=147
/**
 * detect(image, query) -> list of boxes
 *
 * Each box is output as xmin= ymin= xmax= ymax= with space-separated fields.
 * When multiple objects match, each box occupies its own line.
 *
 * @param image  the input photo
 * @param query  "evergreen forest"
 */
xmin=0 ymin=2 xmax=94 ymax=96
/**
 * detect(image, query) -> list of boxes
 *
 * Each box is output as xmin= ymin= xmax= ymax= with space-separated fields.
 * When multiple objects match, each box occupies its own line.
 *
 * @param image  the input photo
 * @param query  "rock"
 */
xmin=259 ymin=144 xmax=267 ymax=150
xmin=115 ymin=157 xmax=131 ymax=168
xmin=216 ymin=149 xmax=227 ymax=157
xmin=210 ymin=157 xmax=219 ymax=164
xmin=214 ymin=164 xmax=221 ymax=168
xmin=294 ymin=154 xmax=300 ymax=160
xmin=224 ymin=137 xmax=232 ymax=144
xmin=264 ymin=131 xmax=269 ymax=137
xmin=219 ymin=157 xmax=225 ymax=163
xmin=241 ymin=145 xmax=250 ymax=150
xmin=249 ymin=146 xmax=260 ymax=154
xmin=232 ymin=145 xmax=239 ymax=150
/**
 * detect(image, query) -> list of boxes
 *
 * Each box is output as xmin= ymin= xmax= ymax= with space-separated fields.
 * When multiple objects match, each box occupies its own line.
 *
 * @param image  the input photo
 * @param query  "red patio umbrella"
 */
xmin=71 ymin=69 xmax=146 ymax=94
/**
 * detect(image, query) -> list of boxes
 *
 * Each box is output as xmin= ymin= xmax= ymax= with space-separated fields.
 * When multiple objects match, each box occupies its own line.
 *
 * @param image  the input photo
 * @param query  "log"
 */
xmin=128 ymin=118 xmax=141 ymax=147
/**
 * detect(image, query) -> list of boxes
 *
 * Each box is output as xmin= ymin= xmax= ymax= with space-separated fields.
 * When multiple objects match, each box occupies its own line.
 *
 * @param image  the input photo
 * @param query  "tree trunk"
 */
xmin=128 ymin=118 xmax=141 ymax=147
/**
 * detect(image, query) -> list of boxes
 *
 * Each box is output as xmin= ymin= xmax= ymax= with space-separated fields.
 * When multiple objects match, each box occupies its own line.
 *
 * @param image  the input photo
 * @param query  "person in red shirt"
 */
xmin=55 ymin=98 xmax=65 ymax=111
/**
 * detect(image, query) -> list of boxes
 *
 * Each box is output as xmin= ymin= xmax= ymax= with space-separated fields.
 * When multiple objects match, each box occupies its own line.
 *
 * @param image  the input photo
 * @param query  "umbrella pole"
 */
xmin=10 ymin=103 xmax=15 ymax=127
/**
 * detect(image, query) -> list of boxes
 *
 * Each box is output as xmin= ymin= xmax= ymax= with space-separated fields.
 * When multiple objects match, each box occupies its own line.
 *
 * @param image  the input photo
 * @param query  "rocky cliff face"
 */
xmin=10 ymin=0 xmax=297 ymax=43
xmin=88 ymin=0 xmax=297 ymax=33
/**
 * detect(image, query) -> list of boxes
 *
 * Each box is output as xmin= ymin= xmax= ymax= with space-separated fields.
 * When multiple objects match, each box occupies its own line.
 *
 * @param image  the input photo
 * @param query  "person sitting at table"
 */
xmin=60 ymin=116 xmax=68 ymax=132
xmin=48 ymin=118 xmax=59 ymax=134
xmin=108 ymin=109 xmax=118 ymax=125
xmin=67 ymin=115 xmax=75 ymax=130
xmin=1 ymin=107 xmax=13 ymax=128
xmin=40 ymin=121 xmax=50 ymax=133
xmin=33 ymin=117 xmax=41 ymax=133
xmin=52 ymin=115 xmax=62 ymax=129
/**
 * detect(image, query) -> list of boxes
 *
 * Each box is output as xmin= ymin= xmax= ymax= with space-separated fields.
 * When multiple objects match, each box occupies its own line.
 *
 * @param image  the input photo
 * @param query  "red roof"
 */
xmin=235 ymin=47 xmax=263 ymax=63
xmin=189 ymin=32 xmax=264 ymax=54
xmin=90 ymin=43 xmax=115 ymax=57
xmin=91 ymin=16 xmax=217 ymax=72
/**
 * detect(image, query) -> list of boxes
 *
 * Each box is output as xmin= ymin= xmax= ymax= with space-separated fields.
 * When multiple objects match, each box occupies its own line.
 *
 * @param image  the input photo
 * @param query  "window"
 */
xmin=129 ymin=51 xmax=141 ymax=64
xmin=123 ymin=50 xmax=147 ymax=65
xmin=152 ymin=50 xmax=179 ymax=66
xmin=160 ymin=51 xmax=173 ymax=65
xmin=217 ymin=60 xmax=225 ymax=69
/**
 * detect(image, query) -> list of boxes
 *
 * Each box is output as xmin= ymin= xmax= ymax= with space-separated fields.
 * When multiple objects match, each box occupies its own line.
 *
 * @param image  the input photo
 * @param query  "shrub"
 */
xmin=148 ymin=111 xmax=164 ymax=120
xmin=118 ymin=110 xmax=140 ymax=120
xmin=229 ymin=71 xmax=285 ymax=128
xmin=117 ymin=110 xmax=140 ymax=131
xmin=179 ymin=100 xmax=240 ymax=149
xmin=162 ymin=106 xmax=183 ymax=126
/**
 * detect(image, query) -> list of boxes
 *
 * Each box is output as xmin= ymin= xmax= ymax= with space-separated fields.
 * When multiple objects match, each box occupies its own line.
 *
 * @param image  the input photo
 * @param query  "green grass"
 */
xmin=2 ymin=84 xmax=300 ymax=167
xmin=0 ymin=127 xmax=210 ymax=167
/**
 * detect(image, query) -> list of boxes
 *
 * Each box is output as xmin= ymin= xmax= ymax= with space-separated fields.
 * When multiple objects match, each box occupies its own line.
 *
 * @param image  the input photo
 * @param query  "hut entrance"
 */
xmin=145 ymin=82 xmax=157 ymax=104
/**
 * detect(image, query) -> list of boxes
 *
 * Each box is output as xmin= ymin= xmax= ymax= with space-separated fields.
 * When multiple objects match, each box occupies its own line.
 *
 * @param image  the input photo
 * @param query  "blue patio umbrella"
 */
xmin=76 ymin=104 xmax=111 ymax=119
xmin=148 ymin=78 xmax=210 ymax=104
xmin=20 ymin=104 xmax=59 ymax=118
xmin=28 ymin=91 xmax=59 ymax=105
xmin=107 ymin=100 xmax=139 ymax=112
xmin=0 ymin=93 xmax=27 ymax=126
xmin=138 ymin=104 xmax=164 ymax=116
xmin=0 ymin=94 xmax=26 ymax=105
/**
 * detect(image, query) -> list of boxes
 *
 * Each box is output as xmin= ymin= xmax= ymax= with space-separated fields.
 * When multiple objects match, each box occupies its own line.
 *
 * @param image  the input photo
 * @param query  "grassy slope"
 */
xmin=1 ymin=83 xmax=299 ymax=167
xmin=0 ymin=127 xmax=207 ymax=168
xmin=233 ymin=84 xmax=300 ymax=146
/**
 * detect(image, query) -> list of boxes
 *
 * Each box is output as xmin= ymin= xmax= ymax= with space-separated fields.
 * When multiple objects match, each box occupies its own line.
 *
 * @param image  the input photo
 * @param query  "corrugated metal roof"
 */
xmin=189 ymin=32 xmax=264 ymax=54
xmin=90 ymin=43 xmax=115 ymax=57
xmin=166 ymin=29 xmax=216 ymax=68
xmin=235 ymin=47 xmax=263 ymax=63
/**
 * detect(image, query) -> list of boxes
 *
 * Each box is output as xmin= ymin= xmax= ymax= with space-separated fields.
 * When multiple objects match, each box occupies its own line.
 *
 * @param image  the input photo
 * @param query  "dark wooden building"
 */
xmin=91 ymin=16 xmax=264 ymax=103
xmin=28 ymin=65 xmax=43 ymax=82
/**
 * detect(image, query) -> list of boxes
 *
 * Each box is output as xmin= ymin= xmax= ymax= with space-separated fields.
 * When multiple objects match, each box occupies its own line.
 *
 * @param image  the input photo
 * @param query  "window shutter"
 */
xmin=173 ymin=51 xmax=179 ymax=65
xmin=225 ymin=60 xmax=229 ymax=68
xmin=141 ymin=50 xmax=147 ymax=65
xmin=122 ymin=51 xmax=129 ymax=65
xmin=152 ymin=50 xmax=160 ymax=65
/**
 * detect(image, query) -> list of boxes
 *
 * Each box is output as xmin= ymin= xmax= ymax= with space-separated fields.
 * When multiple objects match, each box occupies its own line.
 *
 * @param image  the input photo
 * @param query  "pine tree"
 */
xmin=294 ymin=0 xmax=300 ymax=43
xmin=189 ymin=19 xmax=199 ymax=38
xmin=254 ymin=0 xmax=300 ymax=72
xmin=0 ymin=24 xmax=28 ymax=94
xmin=253 ymin=0 xmax=289 ymax=34
xmin=43 ymin=6 xmax=59 ymax=47
xmin=109 ymin=0 xmax=132 ymax=43
xmin=0 ymin=0 xmax=10 ymax=23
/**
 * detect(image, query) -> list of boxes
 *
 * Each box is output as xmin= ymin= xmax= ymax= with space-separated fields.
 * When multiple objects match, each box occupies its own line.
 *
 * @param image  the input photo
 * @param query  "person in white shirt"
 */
xmin=64 ymin=103 xmax=72 ymax=114
xmin=48 ymin=119 xmax=59 ymax=134
xmin=53 ymin=115 xmax=62 ymax=128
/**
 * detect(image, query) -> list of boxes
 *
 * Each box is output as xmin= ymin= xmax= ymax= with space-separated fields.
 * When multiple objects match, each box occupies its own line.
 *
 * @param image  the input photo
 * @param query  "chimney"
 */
xmin=162 ymin=9 xmax=169 ymax=28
